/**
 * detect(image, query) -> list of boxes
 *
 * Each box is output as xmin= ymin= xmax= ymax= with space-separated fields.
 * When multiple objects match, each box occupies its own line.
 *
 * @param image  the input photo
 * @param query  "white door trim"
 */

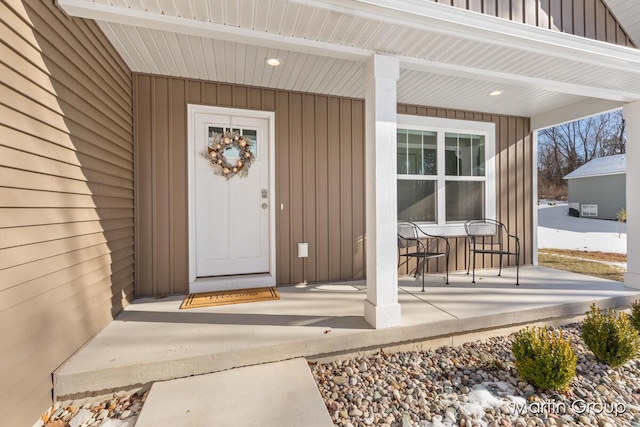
xmin=187 ymin=104 xmax=276 ymax=291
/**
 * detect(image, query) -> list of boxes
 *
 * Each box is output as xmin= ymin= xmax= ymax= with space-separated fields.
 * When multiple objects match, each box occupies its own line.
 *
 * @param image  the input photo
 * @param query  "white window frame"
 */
xmin=581 ymin=204 xmax=598 ymax=217
xmin=397 ymin=115 xmax=496 ymax=236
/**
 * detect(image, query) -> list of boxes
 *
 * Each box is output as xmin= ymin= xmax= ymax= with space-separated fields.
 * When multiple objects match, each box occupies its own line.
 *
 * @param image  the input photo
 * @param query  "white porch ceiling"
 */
xmin=59 ymin=0 xmax=640 ymax=120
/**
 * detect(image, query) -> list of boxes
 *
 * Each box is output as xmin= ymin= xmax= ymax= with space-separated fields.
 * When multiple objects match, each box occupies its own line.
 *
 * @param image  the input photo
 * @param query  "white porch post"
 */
xmin=624 ymin=101 xmax=640 ymax=289
xmin=364 ymin=54 xmax=402 ymax=329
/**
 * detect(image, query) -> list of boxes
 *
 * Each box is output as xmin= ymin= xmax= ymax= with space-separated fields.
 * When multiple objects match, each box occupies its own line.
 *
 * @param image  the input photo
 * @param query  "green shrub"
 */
xmin=629 ymin=300 xmax=640 ymax=333
xmin=582 ymin=303 xmax=640 ymax=367
xmin=512 ymin=326 xmax=577 ymax=391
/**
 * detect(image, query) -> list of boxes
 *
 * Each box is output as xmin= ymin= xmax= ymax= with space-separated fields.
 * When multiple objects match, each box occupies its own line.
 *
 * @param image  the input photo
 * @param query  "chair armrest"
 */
xmin=507 ymin=233 xmax=520 ymax=254
xmin=413 ymin=224 xmax=448 ymax=241
xmin=413 ymin=225 xmax=450 ymax=254
xmin=397 ymin=235 xmax=428 ymax=251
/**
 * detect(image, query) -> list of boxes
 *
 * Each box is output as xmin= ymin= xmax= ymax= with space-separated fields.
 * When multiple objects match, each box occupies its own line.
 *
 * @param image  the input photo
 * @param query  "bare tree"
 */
xmin=537 ymin=109 xmax=625 ymax=199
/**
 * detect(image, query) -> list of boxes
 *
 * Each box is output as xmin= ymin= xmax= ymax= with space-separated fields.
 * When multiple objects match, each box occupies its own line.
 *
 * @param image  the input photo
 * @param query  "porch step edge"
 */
xmin=52 ymin=293 xmax=638 ymax=401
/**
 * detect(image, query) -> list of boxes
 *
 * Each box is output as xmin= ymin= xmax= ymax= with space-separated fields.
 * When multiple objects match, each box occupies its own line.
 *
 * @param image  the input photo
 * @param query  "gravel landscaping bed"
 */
xmin=33 ymin=388 xmax=148 ymax=427
xmin=311 ymin=324 xmax=640 ymax=427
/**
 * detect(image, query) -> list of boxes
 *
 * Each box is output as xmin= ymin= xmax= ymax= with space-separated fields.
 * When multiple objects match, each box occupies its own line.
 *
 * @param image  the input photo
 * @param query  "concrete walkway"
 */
xmin=135 ymin=358 xmax=333 ymax=427
xmin=54 ymin=266 xmax=640 ymax=402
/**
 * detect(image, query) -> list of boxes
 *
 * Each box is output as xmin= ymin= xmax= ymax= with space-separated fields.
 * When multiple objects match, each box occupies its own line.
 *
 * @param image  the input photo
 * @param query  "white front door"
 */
xmin=192 ymin=110 xmax=271 ymax=279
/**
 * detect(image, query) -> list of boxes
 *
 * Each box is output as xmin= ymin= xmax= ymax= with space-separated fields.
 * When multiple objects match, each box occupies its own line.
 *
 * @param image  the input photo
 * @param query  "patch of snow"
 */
xmin=98 ymin=418 xmax=136 ymax=427
xmin=462 ymin=388 xmax=503 ymax=416
xmin=538 ymin=204 xmax=626 ymax=254
xmin=421 ymin=415 xmax=452 ymax=427
xmin=423 ymin=383 xmax=528 ymax=427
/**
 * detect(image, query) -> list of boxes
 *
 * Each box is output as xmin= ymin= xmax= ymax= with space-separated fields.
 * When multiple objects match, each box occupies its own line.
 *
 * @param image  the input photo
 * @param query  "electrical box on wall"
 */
xmin=298 ymin=243 xmax=308 ymax=258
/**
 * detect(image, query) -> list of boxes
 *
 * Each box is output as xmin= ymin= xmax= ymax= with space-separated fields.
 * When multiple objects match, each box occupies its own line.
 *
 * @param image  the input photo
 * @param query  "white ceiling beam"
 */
xmin=56 ymin=0 xmax=372 ymax=61
xmin=531 ymin=98 xmax=624 ymax=130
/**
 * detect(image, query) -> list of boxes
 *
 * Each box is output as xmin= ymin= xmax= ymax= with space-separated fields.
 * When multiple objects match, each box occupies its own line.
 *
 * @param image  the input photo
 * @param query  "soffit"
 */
xmin=605 ymin=0 xmax=640 ymax=46
xmin=60 ymin=0 xmax=640 ymax=118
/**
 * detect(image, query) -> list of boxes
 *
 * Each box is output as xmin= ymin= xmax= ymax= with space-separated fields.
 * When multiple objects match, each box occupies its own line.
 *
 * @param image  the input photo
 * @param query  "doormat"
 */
xmin=180 ymin=287 xmax=280 ymax=309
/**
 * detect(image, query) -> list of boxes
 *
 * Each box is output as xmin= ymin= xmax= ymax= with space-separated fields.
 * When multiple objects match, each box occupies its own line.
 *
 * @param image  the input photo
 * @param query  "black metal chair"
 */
xmin=464 ymin=218 xmax=520 ymax=286
xmin=397 ymin=221 xmax=450 ymax=291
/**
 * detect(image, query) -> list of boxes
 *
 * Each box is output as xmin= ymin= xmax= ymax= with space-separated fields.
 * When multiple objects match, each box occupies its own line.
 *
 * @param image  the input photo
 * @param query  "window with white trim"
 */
xmin=581 ymin=204 xmax=598 ymax=217
xmin=396 ymin=115 xmax=496 ymax=236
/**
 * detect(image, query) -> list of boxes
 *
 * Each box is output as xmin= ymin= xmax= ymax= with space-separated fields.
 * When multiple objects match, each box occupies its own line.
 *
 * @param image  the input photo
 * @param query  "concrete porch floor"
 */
xmin=54 ymin=266 xmax=640 ymax=401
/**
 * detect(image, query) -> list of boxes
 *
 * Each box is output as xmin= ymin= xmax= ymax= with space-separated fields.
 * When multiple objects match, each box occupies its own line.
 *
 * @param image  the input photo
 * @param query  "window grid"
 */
xmin=396 ymin=115 xmax=495 ymax=235
xmin=581 ymin=204 xmax=598 ymax=217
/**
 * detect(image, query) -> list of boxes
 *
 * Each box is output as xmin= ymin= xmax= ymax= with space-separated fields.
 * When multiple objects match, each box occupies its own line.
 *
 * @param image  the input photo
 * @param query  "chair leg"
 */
xmin=515 ymin=252 xmax=520 ymax=286
xmin=466 ymin=245 xmax=471 ymax=275
xmin=498 ymin=253 xmax=503 ymax=276
xmin=445 ymin=252 xmax=449 ymax=285
xmin=421 ymin=256 xmax=426 ymax=292
xmin=471 ymin=250 xmax=476 ymax=284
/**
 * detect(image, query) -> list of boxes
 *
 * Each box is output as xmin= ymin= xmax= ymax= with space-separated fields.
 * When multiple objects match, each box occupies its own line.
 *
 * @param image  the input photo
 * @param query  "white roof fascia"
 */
xmin=531 ymin=99 xmax=624 ymax=130
xmin=55 ymin=0 xmax=373 ymax=61
xmin=400 ymin=58 xmax=637 ymax=102
xmin=564 ymin=171 xmax=626 ymax=180
xmin=294 ymin=0 xmax=640 ymax=71
xmin=59 ymin=0 xmax=640 ymax=69
xmin=57 ymin=0 xmax=640 ymax=102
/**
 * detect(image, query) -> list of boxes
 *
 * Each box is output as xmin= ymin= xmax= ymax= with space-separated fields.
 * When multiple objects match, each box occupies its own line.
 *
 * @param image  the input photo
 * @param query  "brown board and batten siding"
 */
xmin=134 ymin=74 xmax=364 ymax=295
xmin=397 ymin=104 xmax=534 ymax=275
xmin=432 ymin=0 xmax=636 ymax=47
xmin=134 ymin=75 xmax=366 ymax=295
xmin=0 ymin=0 xmax=134 ymax=425
xmin=134 ymin=75 xmax=532 ymax=296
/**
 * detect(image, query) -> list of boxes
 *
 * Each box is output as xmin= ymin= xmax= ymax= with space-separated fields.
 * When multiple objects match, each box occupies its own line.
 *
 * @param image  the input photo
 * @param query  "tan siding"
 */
xmin=0 ymin=1 xmax=133 ymax=425
xmin=328 ymin=97 xmax=343 ymax=280
xmin=0 ymin=207 xmax=131 ymax=228
xmin=498 ymin=0 xmax=511 ymax=20
xmin=606 ymin=10 xmax=618 ymax=43
xmin=437 ymin=0 xmax=636 ymax=47
xmin=538 ymin=0 xmax=550 ymax=29
xmin=170 ymin=79 xmax=189 ymax=293
xmin=315 ymin=96 xmax=330 ymax=282
xmin=276 ymin=91 xmax=292 ymax=285
xmin=339 ymin=98 xmax=354 ymax=279
xmin=595 ymin=1 xmax=607 ymax=41
xmin=524 ymin=1 xmax=537 ymax=25
xmin=290 ymin=93 xmax=304 ymax=283
xmin=303 ymin=95 xmax=317 ymax=281
xmin=398 ymin=103 xmax=534 ymax=273
xmin=134 ymin=76 xmax=368 ymax=293
xmin=585 ymin=0 xmax=596 ymax=39
xmin=351 ymin=100 xmax=366 ymax=279
xmin=573 ymin=0 xmax=585 ymax=37
xmin=136 ymin=76 xmax=534 ymax=294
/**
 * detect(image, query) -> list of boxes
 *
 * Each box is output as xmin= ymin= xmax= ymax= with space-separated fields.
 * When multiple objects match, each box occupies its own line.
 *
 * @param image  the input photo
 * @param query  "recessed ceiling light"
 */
xmin=266 ymin=58 xmax=281 ymax=66
xmin=489 ymin=90 xmax=503 ymax=96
